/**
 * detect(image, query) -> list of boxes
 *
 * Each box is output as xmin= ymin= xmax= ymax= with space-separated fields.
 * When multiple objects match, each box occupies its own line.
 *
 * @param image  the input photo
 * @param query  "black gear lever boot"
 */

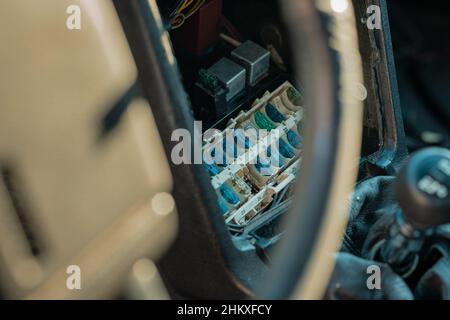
xmin=326 ymin=148 xmax=450 ymax=299
xmin=366 ymin=147 xmax=450 ymax=277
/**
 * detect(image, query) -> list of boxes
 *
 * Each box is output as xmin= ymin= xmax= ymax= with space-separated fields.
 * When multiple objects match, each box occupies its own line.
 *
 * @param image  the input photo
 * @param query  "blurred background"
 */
xmin=388 ymin=1 xmax=450 ymax=151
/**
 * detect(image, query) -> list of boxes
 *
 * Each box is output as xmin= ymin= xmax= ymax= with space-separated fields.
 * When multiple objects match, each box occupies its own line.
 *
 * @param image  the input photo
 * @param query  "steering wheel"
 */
xmin=114 ymin=0 xmax=364 ymax=299
xmin=0 ymin=0 xmax=363 ymax=299
xmin=262 ymin=0 xmax=363 ymax=299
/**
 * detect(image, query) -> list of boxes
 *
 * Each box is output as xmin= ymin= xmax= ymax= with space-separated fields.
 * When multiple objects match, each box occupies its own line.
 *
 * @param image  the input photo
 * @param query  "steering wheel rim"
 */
xmin=263 ymin=0 xmax=364 ymax=299
xmin=114 ymin=0 xmax=363 ymax=300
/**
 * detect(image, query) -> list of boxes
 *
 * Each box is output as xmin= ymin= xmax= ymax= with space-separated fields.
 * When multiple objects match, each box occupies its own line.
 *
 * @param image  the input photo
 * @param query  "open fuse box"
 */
xmin=203 ymin=82 xmax=303 ymax=246
xmin=157 ymin=0 xmax=304 ymax=250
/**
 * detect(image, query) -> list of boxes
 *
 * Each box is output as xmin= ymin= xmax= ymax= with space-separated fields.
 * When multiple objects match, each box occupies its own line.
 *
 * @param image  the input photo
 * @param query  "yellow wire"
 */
xmin=185 ymin=0 xmax=206 ymax=18
xmin=172 ymin=0 xmax=205 ymax=26
xmin=177 ymin=0 xmax=194 ymax=14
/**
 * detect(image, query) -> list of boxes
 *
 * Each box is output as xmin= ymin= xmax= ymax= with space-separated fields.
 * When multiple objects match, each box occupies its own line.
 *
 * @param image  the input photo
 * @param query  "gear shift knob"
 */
xmin=396 ymin=147 xmax=450 ymax=230
xmin=368 ymin=148 xmax=450 ymax=277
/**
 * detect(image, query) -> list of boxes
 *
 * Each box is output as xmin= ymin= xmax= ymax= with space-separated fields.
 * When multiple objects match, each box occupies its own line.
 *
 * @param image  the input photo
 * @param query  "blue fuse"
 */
xmin=218 ymin=198 xmax=230 ymax=215
xmin=234 ymin=130 xmax=252 ymax=149
xmin=265 ymin=103 xmax=286 ymax=123
xmin=255 ymin=147 xmax=284 ymax=176
xmin=287 ymin=130 xmax=303 ymax=149
xmin=211 ymin=148 xmax=227 ymax=167
xmin=255 ymin=159 xmax=275 ymax=176
xmin=220 ymin=184 xmax=240 ymax=206
xmin=279 ymin=139 xmax=296 ymax=159
xmin=223 ymin=138 xmax=238 ymax=158
xmin=206 ymin=164 xmax=220 ymax=176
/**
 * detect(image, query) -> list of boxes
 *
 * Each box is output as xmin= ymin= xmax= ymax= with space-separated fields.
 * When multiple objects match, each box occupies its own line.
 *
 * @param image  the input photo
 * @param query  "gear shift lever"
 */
xmin=396 ymin=147 xmax=450 ymax=228
xmin=373 ymin=147 xmax=450 ymax=277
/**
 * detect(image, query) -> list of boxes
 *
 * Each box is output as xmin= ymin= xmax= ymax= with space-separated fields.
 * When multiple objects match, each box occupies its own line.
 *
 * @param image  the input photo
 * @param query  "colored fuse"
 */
xmin=255 ymin=147 xmax=285 ymax=175
xmin=255 ymin=159 xmax=276 ymax=176
xmin=279 ymin=139 xmax=296 ymax=159
xmin=223 ymin=138 xmax=238 ymax=158
xmin=234 ymin=130 xmax=252 ymax=149
xmin=211 ymin=148 xmax=228 ymax=167
xmin=220 ymin=184 xmax=241 ymax=206
xmin=218 ymin=198 xmax=230 ymax=215
xmin=287 ymin=86 xmax=302 ymax=106
xmin=206 ymin=164 xmax=220 ymax=176
xmin=265 ymin=103 xmax=286 ymax=123
xmin=287 ymin=130 xmax=303 ymax=149
xmin=254 ymin=111 xmax=276 ymax=131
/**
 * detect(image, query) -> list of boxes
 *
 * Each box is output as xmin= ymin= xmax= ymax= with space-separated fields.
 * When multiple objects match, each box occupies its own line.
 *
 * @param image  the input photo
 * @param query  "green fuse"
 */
xmin=287 ymin=87 xmax=302 ymax=106
xmin=254 ymin=111 xmax=276 ymax=131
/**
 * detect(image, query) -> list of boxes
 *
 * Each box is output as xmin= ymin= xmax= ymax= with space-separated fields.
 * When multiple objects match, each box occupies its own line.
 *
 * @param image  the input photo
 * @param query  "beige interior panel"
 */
xmin=0 ymin=0 xmax=177 ymax=298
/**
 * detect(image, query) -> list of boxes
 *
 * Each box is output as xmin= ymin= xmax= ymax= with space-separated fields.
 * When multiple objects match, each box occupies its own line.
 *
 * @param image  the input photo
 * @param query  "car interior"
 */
xmin=0 ymin=0 xmax=449 ymax=300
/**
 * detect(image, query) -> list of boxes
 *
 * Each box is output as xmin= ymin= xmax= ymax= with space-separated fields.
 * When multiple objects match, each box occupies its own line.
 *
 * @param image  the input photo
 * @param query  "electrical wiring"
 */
xmin=185 ymin=0 xmax=206 ymax=19
xmin=169 ymin=0 xmax=186 ymax=18
xmin=171 ymin=13 xmax=186 ymax=29
xmin=180 ymin=0 xmax=195 ymax=13
xmin=170 ymin=0 xmax=205 ymax=30
xmin=176 ymin=0 xmax=194 ymax=15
